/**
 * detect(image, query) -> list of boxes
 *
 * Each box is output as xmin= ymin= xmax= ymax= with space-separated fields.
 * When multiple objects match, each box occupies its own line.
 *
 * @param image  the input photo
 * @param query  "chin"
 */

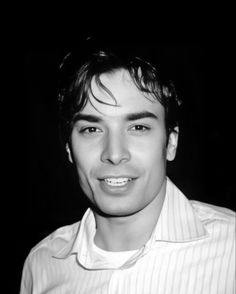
xmin=95 ymin=203 xmax=138 ymax=218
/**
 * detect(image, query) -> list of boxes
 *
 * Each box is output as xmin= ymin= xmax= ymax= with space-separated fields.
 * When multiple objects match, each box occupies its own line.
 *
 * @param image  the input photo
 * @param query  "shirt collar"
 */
xmin=54 ymin=208 xmax=95 ymax=260
xmin=153 ymin=177 xmax=208 ymax=242
xmin=54 ymin=177 xmax=208 ymax=264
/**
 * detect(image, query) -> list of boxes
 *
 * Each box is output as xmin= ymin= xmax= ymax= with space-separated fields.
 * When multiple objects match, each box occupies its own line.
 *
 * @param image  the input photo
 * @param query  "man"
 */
xmin=21 ymin=42 xmax=235 ymax=293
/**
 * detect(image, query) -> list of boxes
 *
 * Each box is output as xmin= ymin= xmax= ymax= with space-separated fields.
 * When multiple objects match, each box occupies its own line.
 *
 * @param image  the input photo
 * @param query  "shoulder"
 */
xmin=190 ymin=200 xmax=235 ymax=222
xmin=190 ymin=200 xmax=235 ymax=236
xmin=26 ymin=221 xmax=81 ymax=264
xmin=20 ymin=221 xmax=81 ymax=292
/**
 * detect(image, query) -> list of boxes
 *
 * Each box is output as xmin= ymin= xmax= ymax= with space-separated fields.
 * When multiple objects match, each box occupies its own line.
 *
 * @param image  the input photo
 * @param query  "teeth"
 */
xmin=104 ymin=178 xmax=131 ymax=186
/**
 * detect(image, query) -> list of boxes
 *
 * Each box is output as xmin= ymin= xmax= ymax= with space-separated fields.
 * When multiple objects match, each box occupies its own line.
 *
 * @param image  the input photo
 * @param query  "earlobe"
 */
xmin=166 ymin=127 xmax=179 ymax=161
xmin=66 ymin=144 xmax=73 ymax=163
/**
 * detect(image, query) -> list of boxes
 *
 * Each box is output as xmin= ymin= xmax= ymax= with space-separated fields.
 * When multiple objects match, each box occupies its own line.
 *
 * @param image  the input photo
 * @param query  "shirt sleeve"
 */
xmin=20 ymin=255 xmax=33 ymax=294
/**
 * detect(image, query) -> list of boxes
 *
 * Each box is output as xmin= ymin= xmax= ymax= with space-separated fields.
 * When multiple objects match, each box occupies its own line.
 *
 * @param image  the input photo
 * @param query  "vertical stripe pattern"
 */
xmin=20 ymin=178 xmax=235 ymax=294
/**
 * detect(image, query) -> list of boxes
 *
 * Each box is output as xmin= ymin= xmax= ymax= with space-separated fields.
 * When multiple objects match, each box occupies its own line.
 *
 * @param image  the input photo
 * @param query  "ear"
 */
xmin=166 ymin=127 xmax=179 ymax=161
xmin=66 ymin=144 xmax=73 ymax=163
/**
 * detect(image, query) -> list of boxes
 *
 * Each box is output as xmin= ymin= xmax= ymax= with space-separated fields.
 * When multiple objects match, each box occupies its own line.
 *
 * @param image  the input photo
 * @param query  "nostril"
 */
xmin=102 ymin=153 xmax=130 ymax=165
xmin=100 ymin=133 xmax=131 ymax=164
xmin=101 ymin=145 xmax=131 ymax=165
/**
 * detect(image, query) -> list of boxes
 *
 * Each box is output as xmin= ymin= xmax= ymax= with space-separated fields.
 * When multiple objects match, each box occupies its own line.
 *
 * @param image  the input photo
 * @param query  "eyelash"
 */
xmin=79 ymin=124 xmax=151 ymax=135
xmin=79 ymin=127 xmax=102 ymax=134
xmin=130 ymin=125 xmax=151 ymax=132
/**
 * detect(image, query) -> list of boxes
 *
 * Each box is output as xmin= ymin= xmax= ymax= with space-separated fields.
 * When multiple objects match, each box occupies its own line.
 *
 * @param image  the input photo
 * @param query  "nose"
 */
xmin=101 ymin=131 xmax=131 ymax=165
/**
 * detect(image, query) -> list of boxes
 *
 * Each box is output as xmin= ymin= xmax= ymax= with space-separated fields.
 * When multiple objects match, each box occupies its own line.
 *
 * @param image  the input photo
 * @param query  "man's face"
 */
xmin=70 ymin=69 xmax=178 ymax=217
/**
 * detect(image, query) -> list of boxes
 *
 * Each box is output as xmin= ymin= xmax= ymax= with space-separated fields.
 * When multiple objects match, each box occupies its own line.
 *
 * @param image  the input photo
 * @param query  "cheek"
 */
xmin=74 ymin=156 xmax=96 ymax=201
xmin=142 ymin=145 xmax=167 ymax=196
xmin=135 ymin=137 xmax=167 ymax=167
xmin=137 ymin=143 xmax=167 ymax=191
xmin=71 ymin=135 xmax=98 ymax=170
xmin=75 ymin=152 xmax=96 ymax=180
xmin=146 ymin=151 xmax=167 ymax=181
xmin=72 ymin=142 xmax=101 ymax=190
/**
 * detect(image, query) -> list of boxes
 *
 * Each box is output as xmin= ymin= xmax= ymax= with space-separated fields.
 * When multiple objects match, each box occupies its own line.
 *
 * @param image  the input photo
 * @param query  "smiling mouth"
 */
xmin=103 ymin=178 xmax=132 ymax=186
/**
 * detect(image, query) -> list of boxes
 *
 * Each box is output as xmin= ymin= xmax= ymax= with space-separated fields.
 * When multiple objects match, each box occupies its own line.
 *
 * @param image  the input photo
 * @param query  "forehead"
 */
xmin=82 ymin=69 xmax=164 ymax=117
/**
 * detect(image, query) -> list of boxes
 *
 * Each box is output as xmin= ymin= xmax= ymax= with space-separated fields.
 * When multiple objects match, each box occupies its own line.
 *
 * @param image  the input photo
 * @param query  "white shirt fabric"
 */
xmin=20 ymin=178 xmax=235 ymax=294
xmin=92 ymin=242 xmax=138 ymax=268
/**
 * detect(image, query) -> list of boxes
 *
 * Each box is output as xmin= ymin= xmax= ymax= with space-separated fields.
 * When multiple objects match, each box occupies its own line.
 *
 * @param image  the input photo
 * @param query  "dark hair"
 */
xmin=58 ymin=44 xmax=182 ymax=145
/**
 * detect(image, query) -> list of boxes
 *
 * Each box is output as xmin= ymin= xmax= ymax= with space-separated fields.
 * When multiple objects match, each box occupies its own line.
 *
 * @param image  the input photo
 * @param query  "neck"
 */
xmin=94 ymin=180 xmax=166 ymax=252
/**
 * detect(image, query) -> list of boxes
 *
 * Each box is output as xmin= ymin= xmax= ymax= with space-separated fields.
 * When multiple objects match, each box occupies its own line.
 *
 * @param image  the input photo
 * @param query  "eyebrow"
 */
xmin=125 ymin=111 xmax=158 ymax=121
xmin=73 ymin=111 xmax=158 ymax=123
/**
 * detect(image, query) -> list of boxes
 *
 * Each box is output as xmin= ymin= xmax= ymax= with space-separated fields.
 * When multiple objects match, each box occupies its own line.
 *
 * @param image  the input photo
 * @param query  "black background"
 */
xmin=18 ymin=42 xmax=235 ymax=292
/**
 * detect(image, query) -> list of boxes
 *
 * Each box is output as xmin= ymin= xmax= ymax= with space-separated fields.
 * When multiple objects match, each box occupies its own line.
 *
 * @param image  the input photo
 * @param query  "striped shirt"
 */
xmin=20 ymin=178 xmax=235 ymax=294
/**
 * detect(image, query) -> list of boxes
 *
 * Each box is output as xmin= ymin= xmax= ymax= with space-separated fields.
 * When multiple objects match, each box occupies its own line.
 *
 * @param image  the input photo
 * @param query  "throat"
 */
xmin=94 ymin=227 xmax=142 ymax=252
xmin=94 ymin=212 xmax=158 ymax=252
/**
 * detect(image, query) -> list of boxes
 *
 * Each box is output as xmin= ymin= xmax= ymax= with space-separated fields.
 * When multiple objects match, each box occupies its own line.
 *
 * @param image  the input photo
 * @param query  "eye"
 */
xmin=130 ymin=125 xmax=151 ymax=132
xmin=79 ymin=127 xmax=102 ymax=135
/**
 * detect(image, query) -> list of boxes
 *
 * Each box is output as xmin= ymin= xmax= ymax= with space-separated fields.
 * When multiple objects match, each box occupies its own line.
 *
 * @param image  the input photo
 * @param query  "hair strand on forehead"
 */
xmin=92 ymin=74 xmax=118 ymax=106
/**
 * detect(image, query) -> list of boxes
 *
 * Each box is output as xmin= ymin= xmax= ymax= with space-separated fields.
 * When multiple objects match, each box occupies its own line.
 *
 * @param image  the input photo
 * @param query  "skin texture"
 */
xmin=69 ymin=69 xmax=178 ymax=251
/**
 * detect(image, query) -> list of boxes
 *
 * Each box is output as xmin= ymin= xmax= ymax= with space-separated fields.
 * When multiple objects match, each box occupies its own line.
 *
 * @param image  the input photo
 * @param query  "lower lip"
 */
xmin=99 ymin=179 xmax=137 ymax=195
